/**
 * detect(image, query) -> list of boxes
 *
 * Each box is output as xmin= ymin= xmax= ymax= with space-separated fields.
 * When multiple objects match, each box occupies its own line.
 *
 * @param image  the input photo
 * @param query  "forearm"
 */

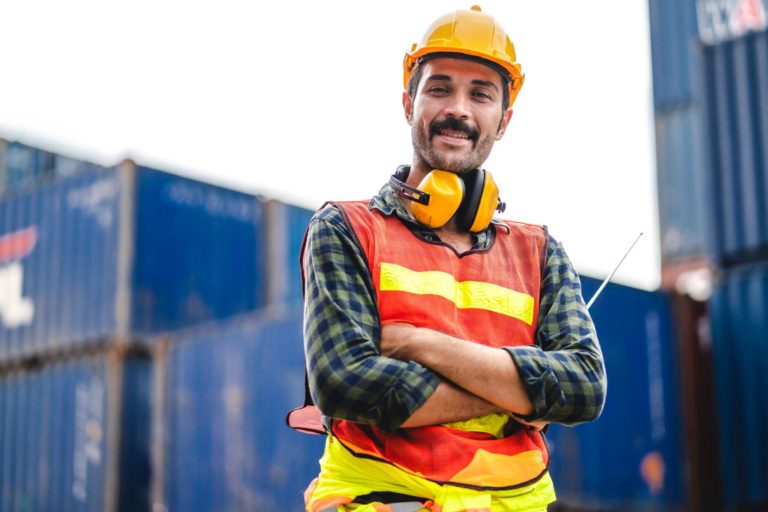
xmin=401 ymin=380 xmax=501 ymax=428
xmin=508 ymin=236 xmax=607 ymax=424
xmin=506 ymin=343 xmax=605 ymax=424
xmin=383 ymin=324 xmax=535 ymax=416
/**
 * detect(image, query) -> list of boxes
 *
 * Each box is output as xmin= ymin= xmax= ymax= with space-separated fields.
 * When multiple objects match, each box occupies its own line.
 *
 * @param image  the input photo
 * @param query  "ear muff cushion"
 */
xmin=457 ymin=169 xmax=486 ymax=231
xmin=411 ymin=170 xmax=464 ymax=228
xmin=469 ymin=172 xmax=500 ymax=232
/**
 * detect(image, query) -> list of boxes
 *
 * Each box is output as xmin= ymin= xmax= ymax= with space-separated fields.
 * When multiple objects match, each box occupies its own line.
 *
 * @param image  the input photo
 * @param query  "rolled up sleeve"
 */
xmin=505 ymin=237 xmax=607 ymax=425
xmin=303 ymin=206 xmax=440 ymax=432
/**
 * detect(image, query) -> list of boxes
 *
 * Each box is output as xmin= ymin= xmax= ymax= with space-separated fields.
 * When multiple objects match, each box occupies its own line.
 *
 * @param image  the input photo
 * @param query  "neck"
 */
xmin=406 ymin=157 xmax=432 ymax=188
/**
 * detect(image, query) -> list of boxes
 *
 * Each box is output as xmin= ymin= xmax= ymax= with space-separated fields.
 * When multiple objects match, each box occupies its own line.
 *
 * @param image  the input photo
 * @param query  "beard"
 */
xmin=412 ymin=116 xmax=496 ymax=173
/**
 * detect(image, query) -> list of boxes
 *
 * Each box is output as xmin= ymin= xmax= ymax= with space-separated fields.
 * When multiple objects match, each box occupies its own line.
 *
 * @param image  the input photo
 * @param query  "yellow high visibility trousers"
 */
xmin=305 ymin=435 xmax=556 ymax=512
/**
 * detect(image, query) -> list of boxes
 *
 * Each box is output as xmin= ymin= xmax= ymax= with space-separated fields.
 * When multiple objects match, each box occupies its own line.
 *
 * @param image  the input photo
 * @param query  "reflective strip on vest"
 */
xmin=379 ymin=262 xmax=535 ymax=325
xmin=306 ymin=435 xmax=557 ymax=512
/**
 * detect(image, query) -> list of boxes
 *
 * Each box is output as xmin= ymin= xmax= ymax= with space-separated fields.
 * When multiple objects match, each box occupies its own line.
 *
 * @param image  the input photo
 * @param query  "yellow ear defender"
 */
xmin=389 ymin=166 xmax=506 ymax=233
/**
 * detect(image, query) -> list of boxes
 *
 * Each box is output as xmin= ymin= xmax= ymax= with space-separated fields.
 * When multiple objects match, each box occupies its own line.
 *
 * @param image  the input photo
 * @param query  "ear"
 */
xmin=402 ymin=91 xmax=414 ymax=125
xmin=495 ymin=107 xmax=514 ymax=140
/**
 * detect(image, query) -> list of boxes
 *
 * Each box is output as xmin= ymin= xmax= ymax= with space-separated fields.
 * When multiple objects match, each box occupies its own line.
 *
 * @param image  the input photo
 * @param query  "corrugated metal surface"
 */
xmin=159 ymin=307 xmax=324 ymax=512
xmin=655 ymin=106 xmax=710 ymax=264
xmin=264 ymin=200 xmax=315 ymax=307
xmin=702 ymin=29 xmax=768 ymax=266
xmin=669 ymin=295 xmax=719 ymax=512
xmin=0 ymin=348 xmax=151 ymax=512
xmin=648 ymin=0 xmax=701 ymax=110
xmin=130 ymin=164 xmax=265 ymax=333
xmin=0 ymin=139 xmax=107 ymax=196
xmin=547 ymin=277 xmax=685 ymax=511
xmin=710 ymin=262 xmax=768 ymax=510
xmin=0 ymin=170 xmax=122 ymax=360
xmin=0 ymin=162 xmax=266 ymax=362
xmin=284 ymin=203 xmax=314 ymax=305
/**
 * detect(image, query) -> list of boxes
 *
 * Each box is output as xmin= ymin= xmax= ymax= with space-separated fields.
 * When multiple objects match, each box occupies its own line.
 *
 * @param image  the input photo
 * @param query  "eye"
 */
xmin=427 ymin=85 xmax=450 ymax=95
xmin=472 ymin=90 xmax=493 ymax=101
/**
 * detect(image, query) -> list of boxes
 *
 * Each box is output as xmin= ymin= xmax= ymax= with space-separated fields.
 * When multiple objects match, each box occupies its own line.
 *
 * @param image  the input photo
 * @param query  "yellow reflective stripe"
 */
xmin=379 ymin=263 xmax=534 ymax=325
xmin=308 ymin=436 xmax=557 ymax=511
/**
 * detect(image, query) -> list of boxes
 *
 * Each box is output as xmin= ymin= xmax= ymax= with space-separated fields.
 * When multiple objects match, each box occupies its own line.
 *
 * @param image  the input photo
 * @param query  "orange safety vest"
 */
xmin=330 ymin=200 xmax=550 ymax=490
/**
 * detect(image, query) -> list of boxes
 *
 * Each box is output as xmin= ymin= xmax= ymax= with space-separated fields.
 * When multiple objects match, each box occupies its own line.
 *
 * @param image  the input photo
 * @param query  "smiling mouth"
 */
xmin=429 ymin=118 xmax=479 ymax=143
xmin=436 ymin=129 xmax=471 ymax=140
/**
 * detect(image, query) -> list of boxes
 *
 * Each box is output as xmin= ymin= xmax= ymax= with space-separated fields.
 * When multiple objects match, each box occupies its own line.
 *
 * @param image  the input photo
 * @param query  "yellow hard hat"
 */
xmin=403 ymin=5 xmax=525 ymax=107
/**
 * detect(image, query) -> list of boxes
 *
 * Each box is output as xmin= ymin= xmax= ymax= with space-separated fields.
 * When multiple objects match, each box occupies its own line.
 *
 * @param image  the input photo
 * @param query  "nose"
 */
xmin=443 ymin=91 xmax=471 ymax=120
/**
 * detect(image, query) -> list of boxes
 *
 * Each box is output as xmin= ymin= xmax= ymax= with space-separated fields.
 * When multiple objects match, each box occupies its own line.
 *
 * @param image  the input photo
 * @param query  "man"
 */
xmin=293 ymin=6 xmax=607 ymax=511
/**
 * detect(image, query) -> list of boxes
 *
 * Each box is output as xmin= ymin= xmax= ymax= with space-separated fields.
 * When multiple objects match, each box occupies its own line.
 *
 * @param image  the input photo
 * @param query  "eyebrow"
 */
xmin=424 ymin=74 xmax=499 ymax=92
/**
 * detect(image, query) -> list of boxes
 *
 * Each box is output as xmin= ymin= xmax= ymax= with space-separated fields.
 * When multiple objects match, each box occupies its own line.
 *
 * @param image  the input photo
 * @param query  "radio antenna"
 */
xmin=586 ymin=232 xmax=643 ymax=310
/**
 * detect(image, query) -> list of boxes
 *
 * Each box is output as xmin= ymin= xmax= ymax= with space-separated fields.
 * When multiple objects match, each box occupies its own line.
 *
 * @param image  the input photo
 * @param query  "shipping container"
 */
xmin=655 ymin=106 xmax=710 ymax=266
xmin=709 ymin=262 xmax=768 ymax=510
xmin=0 ymin=161 xmax=265 ymax=363
xmin=0 ymin=139 xmax=107 ymax=196
xmin=155 ymin=307 xmax=324 ymax=512
xmin=701 ymin=29 xmax=768 ymax=266
xmin=648 ymin=0 xmax=702 ymax=111
xmin=548 ymin=277 xmax=686 ymax=511
xmin=263 ymin=200 xmax=315 ymax=307
xmin=0 ymin=346 xmax=151 ymax=512
xmin=668 ymin=294 xmax=720 ymax=512
xmin=649 ymin=0 xmax=768 ymax=111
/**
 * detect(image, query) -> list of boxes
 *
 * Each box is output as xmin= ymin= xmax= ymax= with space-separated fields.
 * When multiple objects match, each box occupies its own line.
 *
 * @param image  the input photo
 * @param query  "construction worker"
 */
xmin=292 ymin=6 xmax=607 ymax=511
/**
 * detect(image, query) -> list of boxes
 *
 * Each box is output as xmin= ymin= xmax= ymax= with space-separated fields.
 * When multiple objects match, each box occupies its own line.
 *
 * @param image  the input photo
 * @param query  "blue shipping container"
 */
xmin=158 ymin=307 xmax=324 ymax=512
xmin=547 ymin=277 xmax=686 ymax=510
xmin=649 ymin=0 xmax=768 ymax=111
xmin=648 ymin=0 xmax=702 ymax=111
xmin=655 ymin=106 xmax=710 ymax=264
xmin=264 ymin=200 xmax=315 ymax=307
xmin=709 ymin=262 xmax=768 ymax=510
xmin=0 ymin=348 xmax=151 ymax=512
xmin=0 ymin=139 xmax=106 ymax=196
xmin=702 ymin=29 xmax=768 ymax=266
xmin=0 ymin=161 xmax=265 ymax=362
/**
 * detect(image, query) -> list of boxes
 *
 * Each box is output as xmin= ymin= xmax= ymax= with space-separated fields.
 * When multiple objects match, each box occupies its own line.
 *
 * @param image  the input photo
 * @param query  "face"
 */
xmin=403 ymin=57 xmax=513 ymax=175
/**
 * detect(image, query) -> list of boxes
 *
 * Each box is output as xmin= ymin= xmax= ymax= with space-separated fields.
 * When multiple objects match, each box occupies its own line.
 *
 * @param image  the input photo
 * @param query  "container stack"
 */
xmin=649 ymin=0 xmax=768 ymax=510
xmin=0 ymin=139 xmax=107 ymax=196
xmin=1 ymin=130 xmax=745 ymax=510
xmin=547 ymin=277 xmax=686 ymax=511
xmin=0 ymin=150 xmax=323 ymax=511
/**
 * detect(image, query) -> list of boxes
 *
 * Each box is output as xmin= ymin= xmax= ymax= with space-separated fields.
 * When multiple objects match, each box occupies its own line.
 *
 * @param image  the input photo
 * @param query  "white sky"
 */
xmin=0 ymin=0 xmax=660 ymax=290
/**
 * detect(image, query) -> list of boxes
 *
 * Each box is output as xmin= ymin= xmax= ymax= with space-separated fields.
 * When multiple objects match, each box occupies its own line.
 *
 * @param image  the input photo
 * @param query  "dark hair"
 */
xmin=407 ymin=52 xmax=511 ymax=112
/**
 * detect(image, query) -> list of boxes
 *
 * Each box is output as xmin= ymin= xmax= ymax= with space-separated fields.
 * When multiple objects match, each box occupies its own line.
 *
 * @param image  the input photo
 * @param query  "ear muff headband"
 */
xmin=456 ymin=169 xmax=485 ymax=232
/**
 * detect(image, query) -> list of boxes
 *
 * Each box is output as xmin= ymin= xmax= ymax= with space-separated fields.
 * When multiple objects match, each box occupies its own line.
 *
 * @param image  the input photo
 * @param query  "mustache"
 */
xmin=429 ymin=117 xmax=479 ymax=141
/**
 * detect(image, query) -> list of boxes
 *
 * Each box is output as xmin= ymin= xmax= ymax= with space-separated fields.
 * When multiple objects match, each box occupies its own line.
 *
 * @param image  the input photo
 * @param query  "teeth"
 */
xmin=440 ymin=130 xmax=469 ymax=139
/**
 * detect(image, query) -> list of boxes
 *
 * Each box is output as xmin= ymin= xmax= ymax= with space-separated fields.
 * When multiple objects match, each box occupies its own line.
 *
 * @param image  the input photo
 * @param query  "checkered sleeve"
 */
xmin=505 ymin=235 xmax=607 ymax=424
xmin=303 ymin=205 xmax=440 ymax=432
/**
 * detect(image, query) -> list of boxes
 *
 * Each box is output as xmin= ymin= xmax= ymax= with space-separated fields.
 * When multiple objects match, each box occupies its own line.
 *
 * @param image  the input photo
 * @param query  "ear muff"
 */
xmin=389 ymin=167 xmax=505 ymax=232
xmin=457 ymin=169 xmax=501 ymax=233
xmin=411 ymin=170 xmax=464 ymax=228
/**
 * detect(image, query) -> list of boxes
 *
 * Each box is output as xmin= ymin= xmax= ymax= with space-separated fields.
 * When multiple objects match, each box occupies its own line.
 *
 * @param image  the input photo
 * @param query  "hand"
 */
xmin=510 ymin=413 xmax=548 ymax=432
xmin=380 ymin=322 xmax=420 ymax=360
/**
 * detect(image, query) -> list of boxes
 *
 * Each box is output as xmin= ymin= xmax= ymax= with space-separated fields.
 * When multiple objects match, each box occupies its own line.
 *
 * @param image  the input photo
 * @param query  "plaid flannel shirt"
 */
xmin=303 ymin=181 xmax=607 ymax=432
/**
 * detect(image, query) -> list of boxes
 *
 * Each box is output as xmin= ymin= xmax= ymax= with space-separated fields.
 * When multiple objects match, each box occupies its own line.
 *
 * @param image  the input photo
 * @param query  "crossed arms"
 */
xmin=303 ymin=206 xmax=607 ymax=432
